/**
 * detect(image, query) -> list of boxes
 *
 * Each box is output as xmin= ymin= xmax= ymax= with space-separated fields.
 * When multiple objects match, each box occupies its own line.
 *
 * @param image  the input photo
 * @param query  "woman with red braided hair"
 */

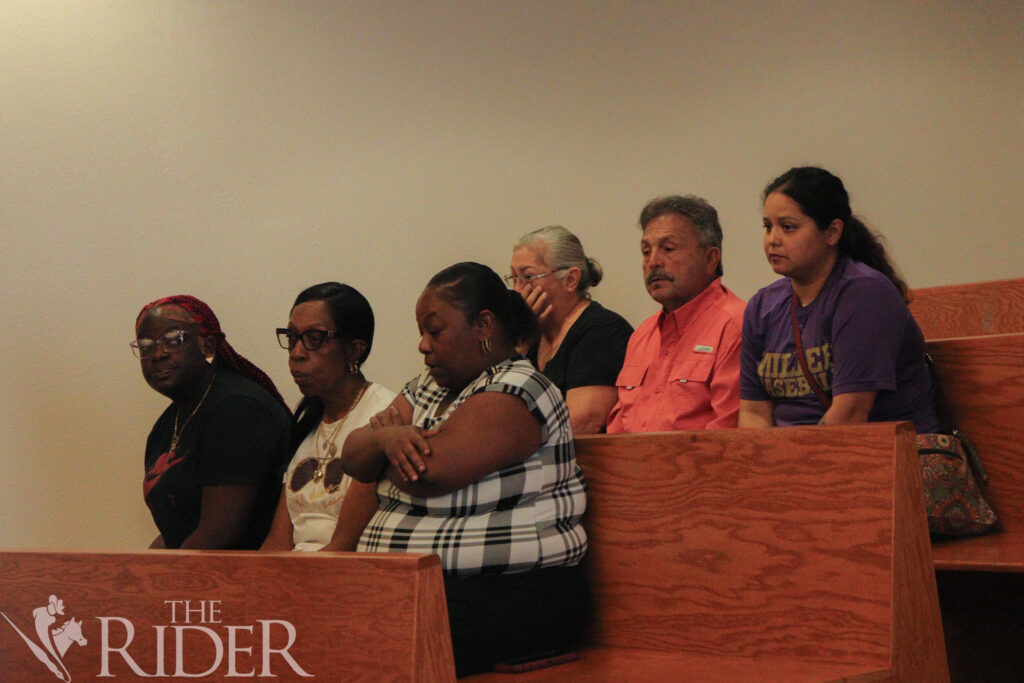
xmin=132 ymin=295 xmax=292 ymax=549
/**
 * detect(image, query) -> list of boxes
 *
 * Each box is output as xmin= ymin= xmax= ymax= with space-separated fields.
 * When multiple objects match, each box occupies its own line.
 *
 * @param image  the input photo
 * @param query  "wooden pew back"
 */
xmin=909 ymin=278 xmax=1024 ymax=338
xmin=0 ymin=550 xmax=455 ymax=682
xmin=927 ymin=332 xmax=1024 ymax=569
xmin=472 ymin=423 xmax=947 ymax=681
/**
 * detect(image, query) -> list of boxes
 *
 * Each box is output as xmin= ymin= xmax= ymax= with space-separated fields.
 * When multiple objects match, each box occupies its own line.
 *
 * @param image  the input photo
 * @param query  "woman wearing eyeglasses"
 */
xmin=343 ymin=262 xmax=589 ymax=677
xmin=134 ymin=295 xmax=292 ymax=550
xmin=508 ymin=226 xmax=632 ymax=433
xmin=260 ymin=282 xmax=396 ymax=552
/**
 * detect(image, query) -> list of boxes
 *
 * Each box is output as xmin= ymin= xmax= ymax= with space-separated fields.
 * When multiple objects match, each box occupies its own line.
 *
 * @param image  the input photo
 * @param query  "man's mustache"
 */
xmin=646 ymin=270 xmax=673 ymax=285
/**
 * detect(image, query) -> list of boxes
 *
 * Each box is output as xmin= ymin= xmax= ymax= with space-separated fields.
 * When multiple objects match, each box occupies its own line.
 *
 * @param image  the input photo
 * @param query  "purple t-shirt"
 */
xmin=740 ymin=257 xmax=939 ymax=433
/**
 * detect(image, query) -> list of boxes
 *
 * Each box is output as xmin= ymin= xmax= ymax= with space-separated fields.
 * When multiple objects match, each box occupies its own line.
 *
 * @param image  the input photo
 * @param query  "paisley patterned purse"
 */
xmin=916 ymin=431 xmax=996 ymax=536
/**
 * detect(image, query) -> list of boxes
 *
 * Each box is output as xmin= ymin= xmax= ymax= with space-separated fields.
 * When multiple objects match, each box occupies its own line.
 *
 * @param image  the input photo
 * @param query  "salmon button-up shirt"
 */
xmin=606 ymin=279 xmax=745 ymax=433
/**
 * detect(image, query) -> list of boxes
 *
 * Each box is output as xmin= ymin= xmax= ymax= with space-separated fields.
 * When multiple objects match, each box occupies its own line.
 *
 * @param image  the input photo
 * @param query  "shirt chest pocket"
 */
xmin=615 ymin=365 xmax=648 ymax=391
xmin=670 ymin=359 xmax=714 ymax=386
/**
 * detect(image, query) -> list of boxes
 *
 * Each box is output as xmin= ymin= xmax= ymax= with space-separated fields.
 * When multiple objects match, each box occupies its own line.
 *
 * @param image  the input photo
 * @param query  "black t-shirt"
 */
xmin=528 ymin=301 xmax=633 ymax=396
xmin=143 ymin=369 xmax=291 ymax=549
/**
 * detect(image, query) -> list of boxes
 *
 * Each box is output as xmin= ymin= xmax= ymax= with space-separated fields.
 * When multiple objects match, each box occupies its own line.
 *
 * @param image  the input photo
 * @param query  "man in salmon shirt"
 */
xmin=606 ymin=195 xmax=745 ymax=433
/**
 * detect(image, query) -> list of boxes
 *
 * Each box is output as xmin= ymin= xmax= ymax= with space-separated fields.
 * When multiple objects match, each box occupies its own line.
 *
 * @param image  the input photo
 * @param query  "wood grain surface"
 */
xmin=0 ymin=551 xmax=455 ymax=682
xmin=469 ymin=422 xmax=947 ymax=682
xmin=927 ymin=333 xmax=1024 ymax=570
xmin=909 ymin=278 xmax=1024 ymax=339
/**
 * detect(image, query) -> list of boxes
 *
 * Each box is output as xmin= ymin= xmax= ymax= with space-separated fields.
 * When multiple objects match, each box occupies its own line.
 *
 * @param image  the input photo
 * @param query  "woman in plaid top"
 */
xmin=343 ymin=262 xmax=588 ymax=676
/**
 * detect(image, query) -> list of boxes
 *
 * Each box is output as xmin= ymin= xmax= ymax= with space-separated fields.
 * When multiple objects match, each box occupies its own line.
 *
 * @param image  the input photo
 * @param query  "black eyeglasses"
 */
xmin=130 ymin=330 xmax=192 ymax=359
xmin=276 ymin=328 xmax=338 ymax=352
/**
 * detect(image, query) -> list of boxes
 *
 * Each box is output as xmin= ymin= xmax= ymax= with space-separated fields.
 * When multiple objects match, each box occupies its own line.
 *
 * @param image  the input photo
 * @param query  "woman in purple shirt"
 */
xmin=738 ymin=166 xmax=939 ymax=432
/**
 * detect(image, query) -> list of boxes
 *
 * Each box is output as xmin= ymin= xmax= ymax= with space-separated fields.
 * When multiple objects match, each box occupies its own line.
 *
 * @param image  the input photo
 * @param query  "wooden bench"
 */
xmin=909 ymin=277 xmax=1024 ymax=338
xmin=927 ymin=333 xmax=1024 ymax=569
xmin=470 ymin=422 xmax=947 ymax=682
xmin=0 ymin=550 xmax=455 ymax=682
xmin=924 ymin=332 xmax=1024 ymax=681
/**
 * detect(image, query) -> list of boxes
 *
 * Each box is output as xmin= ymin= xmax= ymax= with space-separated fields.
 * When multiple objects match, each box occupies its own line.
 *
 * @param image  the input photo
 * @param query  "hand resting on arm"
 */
xmin=343 ymin=392 xmax=543 ymax=499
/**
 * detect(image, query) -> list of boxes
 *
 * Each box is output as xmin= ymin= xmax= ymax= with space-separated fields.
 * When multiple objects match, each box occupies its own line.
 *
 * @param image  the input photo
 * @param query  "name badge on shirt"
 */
xmin=694 ymin=344 xmax=714 ymax=354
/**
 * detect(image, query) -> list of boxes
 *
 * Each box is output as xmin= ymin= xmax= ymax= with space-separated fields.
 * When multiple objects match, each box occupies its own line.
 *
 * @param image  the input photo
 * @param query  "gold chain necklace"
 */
xmin=170 ymin=374 xmax=217 ymax=453
xmin=312 ymin=381 xmax=369 ymax=481
xmin=316 ymin=416 xmax=347 ymax=458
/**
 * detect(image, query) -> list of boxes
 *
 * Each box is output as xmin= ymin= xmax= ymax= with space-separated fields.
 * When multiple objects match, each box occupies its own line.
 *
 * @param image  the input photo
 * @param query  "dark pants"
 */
xmin=443 ymin=564 xmax=590 ymax=677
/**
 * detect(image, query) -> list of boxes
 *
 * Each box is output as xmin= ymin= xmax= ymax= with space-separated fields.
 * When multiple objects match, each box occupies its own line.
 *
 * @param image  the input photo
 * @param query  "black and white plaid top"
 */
xmin=358 ymin=357 xmax=588 ymax=576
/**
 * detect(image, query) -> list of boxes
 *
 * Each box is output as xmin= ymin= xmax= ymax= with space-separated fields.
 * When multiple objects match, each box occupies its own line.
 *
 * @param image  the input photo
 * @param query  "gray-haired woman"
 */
xmin=508 ymin=226 xmax=632 ymax=434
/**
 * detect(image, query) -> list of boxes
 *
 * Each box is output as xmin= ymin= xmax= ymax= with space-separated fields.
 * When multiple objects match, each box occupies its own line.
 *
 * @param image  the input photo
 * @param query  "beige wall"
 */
xmin=1 ymin=0 xmax=1021 ymax=550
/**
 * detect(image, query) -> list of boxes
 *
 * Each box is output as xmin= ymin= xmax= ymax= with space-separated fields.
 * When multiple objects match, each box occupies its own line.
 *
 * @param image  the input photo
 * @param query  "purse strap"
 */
xmin=790 ymin=291 xmax=989 ymax=485
xmin=925 ymin=353 xmax=958 ymax=434
xmin=790 ymin=293 xmax=959 ymax=423
xmin=924 ymin=352 xmax=989 ymax=484
xmin=790 ymin=293 xmax=991 ymax=487
xmin=791 ymin=293 xmax=832 ymax=409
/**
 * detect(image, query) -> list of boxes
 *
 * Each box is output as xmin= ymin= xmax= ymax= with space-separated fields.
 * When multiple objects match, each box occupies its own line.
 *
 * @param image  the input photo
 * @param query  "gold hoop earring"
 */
xmin=480 ymin=337 xmax=492 ymax=354
xmin=205 ymin=355 xmax=214 ymax=365
xmin=349 ymin=360 xmax=359 ymax=374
